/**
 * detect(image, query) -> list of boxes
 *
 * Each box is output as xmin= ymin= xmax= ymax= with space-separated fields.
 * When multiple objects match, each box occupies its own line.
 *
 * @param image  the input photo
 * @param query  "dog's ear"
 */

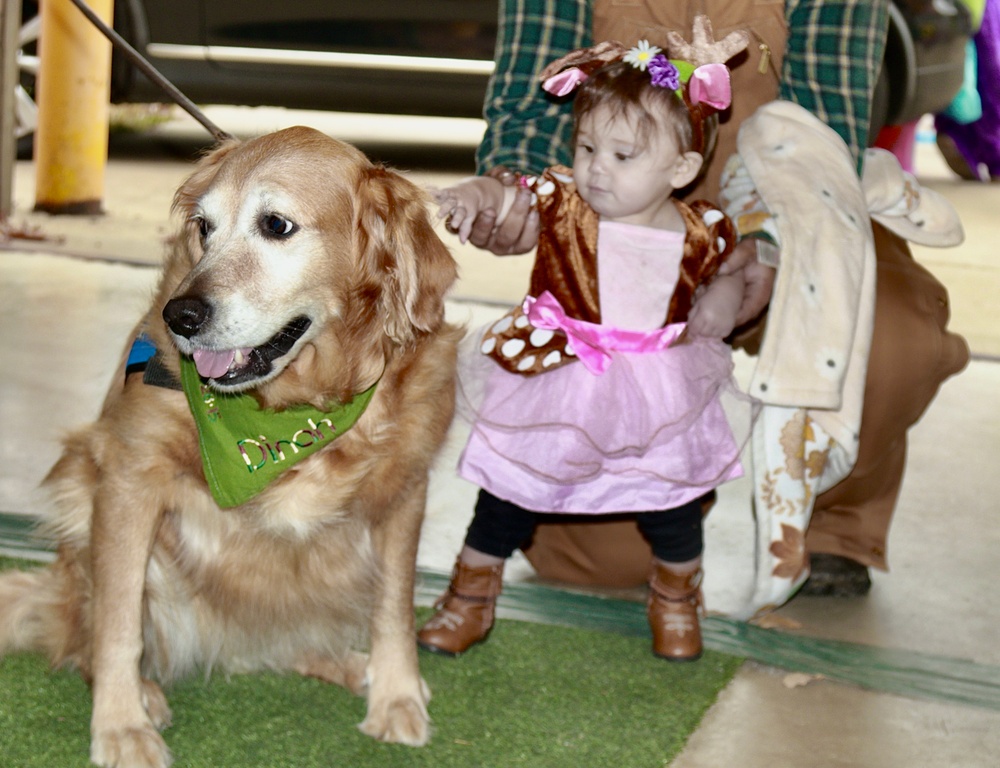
xmin=355 ymin=166 xmax=458 ymax=345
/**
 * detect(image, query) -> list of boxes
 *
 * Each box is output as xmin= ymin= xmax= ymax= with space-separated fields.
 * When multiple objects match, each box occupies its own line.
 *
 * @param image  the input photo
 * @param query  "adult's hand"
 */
xmin=717 ymin=238 xmax=777 ymax=326
xmin=466 ymin=167 xmax=540 ymax=255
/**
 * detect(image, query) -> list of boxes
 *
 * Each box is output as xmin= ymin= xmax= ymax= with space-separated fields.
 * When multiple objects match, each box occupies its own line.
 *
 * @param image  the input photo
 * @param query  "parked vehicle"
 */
xmin=15 ymin=0 xmax=972 ymax=156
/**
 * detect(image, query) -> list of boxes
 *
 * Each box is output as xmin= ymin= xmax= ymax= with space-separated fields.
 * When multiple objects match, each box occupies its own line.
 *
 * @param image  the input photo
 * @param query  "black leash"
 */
xmin=66 ymin=0 xmax=235 ymax=143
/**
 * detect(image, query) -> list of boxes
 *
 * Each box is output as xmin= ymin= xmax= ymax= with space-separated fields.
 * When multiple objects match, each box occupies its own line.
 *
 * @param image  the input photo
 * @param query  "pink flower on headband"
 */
xmin=688 ymin=63 xmax=733 ymax=110
xmin=647 ymin=55 xmax=680 ymax=90
xmin=542 ymin=67 xmax=589 ymax=96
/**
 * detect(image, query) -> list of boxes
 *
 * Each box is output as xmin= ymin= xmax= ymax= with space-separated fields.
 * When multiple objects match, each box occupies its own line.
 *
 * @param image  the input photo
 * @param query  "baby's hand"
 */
xmin=686 ymin=301 xmax=737 ymax=339
xmin=434 ymin=189 xmax=471 ymax=243
xmin=686 ymin=272 xmax=743 ymax=339
xmin=433 ymin=178 xmax=493 ymax=244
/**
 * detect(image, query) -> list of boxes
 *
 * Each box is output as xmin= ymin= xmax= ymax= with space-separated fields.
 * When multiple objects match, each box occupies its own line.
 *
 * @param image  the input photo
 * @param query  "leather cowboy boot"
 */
xmin=647 ymin=560 xmax=703 ymax=662
xmin=417 ymin=558 xmax=504 ymax=657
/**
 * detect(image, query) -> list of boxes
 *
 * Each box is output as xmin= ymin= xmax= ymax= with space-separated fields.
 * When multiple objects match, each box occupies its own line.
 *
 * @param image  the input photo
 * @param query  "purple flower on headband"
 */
xmin=647 ymin=55 xmax=680 ymax=90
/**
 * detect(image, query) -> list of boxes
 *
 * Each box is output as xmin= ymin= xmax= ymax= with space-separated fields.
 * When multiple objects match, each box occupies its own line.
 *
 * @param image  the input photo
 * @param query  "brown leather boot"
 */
xmin=417 ymin=558 xmax=504 ymax=657
xmin=647 ymin=560 xmax=703 ymax=662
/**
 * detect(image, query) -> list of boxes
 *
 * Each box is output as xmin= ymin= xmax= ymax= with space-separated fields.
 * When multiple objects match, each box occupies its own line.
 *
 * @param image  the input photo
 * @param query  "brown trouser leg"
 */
xmin=523 ymin=223 xmax=969 ymax=586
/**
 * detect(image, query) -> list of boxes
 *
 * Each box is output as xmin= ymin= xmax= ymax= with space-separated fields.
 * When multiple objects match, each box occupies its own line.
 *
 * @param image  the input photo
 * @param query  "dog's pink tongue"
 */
xmin=193 ymin=349 xmax=238 ymax=379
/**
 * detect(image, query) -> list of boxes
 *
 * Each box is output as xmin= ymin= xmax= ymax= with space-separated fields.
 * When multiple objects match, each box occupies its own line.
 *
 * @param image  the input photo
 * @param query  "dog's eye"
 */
xmin=192 ymin=216 xmax=211 ymax=242
xmin=261 ymin=213 xmax=296 ymax=239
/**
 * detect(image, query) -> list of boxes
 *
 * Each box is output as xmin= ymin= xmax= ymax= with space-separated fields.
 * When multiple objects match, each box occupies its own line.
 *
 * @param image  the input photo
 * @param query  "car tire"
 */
xmin=869 ymin=57 xmax=891 ymax=145
xmin=15 ymin=2 xmax=40 ymax=160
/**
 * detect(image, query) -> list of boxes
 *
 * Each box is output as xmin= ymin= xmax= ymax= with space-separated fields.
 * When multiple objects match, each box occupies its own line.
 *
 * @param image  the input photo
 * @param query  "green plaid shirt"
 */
xmin=476 ymin=0 xmax=888 ymax=176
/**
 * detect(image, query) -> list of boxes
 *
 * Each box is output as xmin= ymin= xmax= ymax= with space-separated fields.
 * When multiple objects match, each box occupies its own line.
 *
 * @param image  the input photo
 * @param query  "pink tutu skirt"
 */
xmin=457 ymin=326 xmax=751 ymax=514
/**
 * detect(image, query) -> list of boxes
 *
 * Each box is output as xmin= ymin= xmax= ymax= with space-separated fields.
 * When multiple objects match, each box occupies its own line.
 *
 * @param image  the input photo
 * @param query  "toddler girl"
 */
xmin=421 ymin=35 xmax=750 ymax=661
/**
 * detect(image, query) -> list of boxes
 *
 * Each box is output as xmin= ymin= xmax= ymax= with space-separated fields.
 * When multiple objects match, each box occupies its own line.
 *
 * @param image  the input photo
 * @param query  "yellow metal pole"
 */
xmin=34 ymin=0 xmax=113 ymax=215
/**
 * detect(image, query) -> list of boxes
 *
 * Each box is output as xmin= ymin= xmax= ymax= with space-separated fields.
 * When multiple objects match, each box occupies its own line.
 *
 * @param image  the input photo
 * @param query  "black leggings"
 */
xmin=465 ymin=489 xmax=705 ymax=564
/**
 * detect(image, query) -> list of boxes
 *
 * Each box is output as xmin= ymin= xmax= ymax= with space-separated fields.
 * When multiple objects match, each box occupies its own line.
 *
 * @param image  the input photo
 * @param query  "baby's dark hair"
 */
xmin=571 ymin=60 xmax=718 ymax=162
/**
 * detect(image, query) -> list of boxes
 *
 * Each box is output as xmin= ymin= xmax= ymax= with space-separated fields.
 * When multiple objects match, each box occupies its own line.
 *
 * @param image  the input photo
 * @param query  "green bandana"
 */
xmin=179 ymin=355 xmax=377 ymax=508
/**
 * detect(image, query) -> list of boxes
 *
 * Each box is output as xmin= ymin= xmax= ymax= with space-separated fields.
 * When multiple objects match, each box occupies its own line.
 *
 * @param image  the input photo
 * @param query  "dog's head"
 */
xmin=159 ymin=126 xmax=457 ymax=406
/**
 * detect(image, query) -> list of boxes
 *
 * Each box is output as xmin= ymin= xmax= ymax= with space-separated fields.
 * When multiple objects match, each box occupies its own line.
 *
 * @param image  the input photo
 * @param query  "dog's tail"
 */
xmin=0 ymin=563 xmax=84 ymax=666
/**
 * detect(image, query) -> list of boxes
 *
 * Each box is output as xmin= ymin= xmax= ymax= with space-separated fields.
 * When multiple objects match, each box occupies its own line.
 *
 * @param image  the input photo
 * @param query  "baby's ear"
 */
xmin=671 ymin=151 xmax=705 ymax=189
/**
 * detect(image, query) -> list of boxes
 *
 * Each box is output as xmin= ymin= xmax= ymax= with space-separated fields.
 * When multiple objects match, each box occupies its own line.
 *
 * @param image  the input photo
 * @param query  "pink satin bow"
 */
xmin=688 ymin=63 xmax=732 ymax=110
xmin=524 ymin=292 xmax=687 ymax=375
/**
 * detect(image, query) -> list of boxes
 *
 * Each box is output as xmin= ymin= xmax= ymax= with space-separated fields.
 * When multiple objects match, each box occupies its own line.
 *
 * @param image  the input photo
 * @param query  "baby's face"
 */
xmin=572 ymin=104 xmax=694 ymax=226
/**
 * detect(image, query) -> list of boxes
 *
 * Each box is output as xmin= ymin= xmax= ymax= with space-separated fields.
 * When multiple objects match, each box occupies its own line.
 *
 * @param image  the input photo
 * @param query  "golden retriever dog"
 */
xmin=0 ymin=126 xmax=459 ymax=766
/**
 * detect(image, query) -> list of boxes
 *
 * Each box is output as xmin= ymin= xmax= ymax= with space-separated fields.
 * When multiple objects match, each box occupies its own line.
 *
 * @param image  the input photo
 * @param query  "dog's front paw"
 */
xmin=90 ymin=724 xmax=172 ymax=768
xmin=359 ymin=691 xmax=431 ymax=746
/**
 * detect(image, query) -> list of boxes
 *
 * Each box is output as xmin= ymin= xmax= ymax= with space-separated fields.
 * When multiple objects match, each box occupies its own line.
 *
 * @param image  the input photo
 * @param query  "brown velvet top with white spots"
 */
xmin=482 ymin=166 xmax=736 ymax=376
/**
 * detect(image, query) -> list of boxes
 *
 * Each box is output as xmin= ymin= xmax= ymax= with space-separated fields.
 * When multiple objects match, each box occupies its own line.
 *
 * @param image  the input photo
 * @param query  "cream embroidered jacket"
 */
xmin=718 ymin=101 xmax=963 ymax=617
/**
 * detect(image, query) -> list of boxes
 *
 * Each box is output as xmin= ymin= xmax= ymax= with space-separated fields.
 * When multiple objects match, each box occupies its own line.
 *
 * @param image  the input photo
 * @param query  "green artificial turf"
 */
xmin=0 ymin=558 xmax=742 ymax=768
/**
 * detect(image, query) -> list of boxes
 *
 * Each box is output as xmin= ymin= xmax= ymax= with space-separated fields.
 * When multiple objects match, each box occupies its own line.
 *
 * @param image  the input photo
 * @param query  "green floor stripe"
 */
xmin=0 ymin=513 xmax=53 ymax=561
xmin=416 ymin=571 xmax=1000 ymax=713
xmin=3 ymin=513 xmax=999 ymax=712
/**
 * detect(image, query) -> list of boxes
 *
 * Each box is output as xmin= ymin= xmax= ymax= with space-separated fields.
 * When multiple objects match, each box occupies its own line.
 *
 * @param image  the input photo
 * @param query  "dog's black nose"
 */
xmin=163 ymin=297 xmax=212 ymax=339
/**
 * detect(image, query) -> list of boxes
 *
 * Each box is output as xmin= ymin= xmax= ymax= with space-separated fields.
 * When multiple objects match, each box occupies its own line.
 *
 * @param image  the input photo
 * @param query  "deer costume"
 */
xmin=420 ymin=19 xmax=758 ymax=660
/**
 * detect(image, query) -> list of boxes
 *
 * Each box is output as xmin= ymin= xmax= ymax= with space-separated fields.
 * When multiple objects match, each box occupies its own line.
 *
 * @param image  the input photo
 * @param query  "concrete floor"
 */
xmin=2 ymin=109 xmax=999 ymax=766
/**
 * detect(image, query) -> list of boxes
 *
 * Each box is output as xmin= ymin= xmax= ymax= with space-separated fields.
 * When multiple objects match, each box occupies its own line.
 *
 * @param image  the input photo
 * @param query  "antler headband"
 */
xmin=539 ymin=16 xmax=749 ymax=154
